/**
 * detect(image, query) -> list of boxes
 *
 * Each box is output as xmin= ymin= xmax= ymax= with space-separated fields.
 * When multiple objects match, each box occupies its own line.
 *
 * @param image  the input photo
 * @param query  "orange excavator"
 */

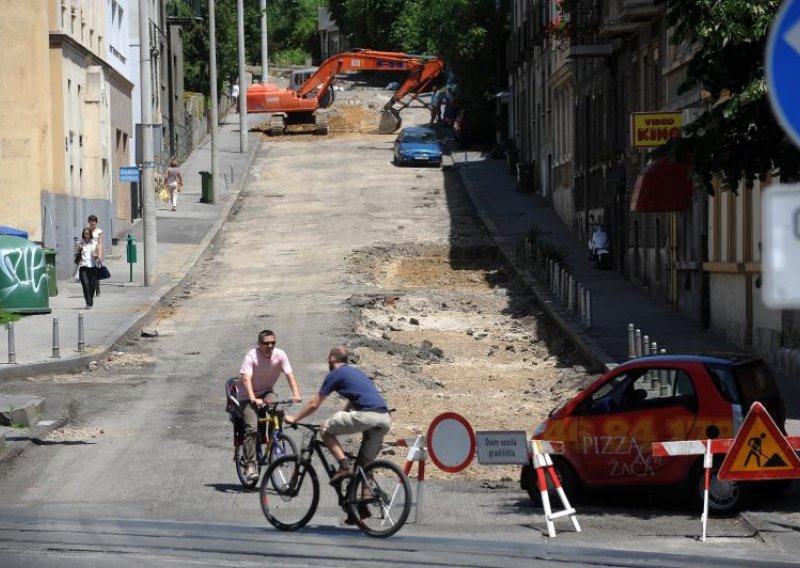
xmin=246 ymin=49 xmax=444 ymax=135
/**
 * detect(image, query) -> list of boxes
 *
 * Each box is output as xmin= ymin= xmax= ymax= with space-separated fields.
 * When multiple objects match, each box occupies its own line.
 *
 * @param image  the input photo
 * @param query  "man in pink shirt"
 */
xmin=238 ymin=329 xmax=302 ymax=481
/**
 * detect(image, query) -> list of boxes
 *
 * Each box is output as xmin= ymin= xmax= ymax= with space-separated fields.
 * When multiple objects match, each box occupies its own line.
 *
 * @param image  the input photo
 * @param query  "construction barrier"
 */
xmin=528 ymin=440 xmax=581 ymax=538
xmin=653 ymin=402 xmax=800 ymax=541
xmin=395 ymin=435 xmax=427 ymax=523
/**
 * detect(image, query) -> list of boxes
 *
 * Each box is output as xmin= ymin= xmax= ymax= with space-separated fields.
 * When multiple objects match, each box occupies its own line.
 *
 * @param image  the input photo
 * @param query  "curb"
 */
xmin=0 ymin=132 xmax=261 ymax=381
xmin=457 ymin=166 xmax=616 ymax=373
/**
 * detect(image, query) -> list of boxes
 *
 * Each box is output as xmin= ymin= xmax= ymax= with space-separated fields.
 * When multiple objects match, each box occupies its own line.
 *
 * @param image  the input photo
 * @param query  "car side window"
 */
xmin=583 ymin=368 xmax=696 ymax=414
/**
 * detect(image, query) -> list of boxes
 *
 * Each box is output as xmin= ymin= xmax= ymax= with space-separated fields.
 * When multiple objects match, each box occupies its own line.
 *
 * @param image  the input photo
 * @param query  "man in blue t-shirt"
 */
xmin=285 ymin=346 xmax=391 ymax=485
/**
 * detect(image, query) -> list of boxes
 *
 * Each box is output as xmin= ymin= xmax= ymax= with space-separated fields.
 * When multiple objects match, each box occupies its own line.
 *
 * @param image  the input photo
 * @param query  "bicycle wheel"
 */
xmin=234 ymin=444 xmax=259 ymax=490
xmin=346 ymin=459 xmax=411 ymax=538
xmin=260 ymin=455 xmax=319 ymax=531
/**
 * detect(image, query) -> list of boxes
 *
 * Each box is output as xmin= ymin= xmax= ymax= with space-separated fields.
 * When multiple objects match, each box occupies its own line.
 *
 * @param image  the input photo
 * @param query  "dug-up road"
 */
xmin=0 ymin=90 xmax=794 ymax=567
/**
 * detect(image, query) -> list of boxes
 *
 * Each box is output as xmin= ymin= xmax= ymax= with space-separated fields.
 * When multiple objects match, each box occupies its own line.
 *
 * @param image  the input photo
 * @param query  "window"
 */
xmin=583 ymin=368 xmax=697 ymax=414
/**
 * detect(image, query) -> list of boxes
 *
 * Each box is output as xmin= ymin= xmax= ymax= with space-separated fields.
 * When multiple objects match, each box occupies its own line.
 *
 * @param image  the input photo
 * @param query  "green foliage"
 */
xmin=273 ymin=48 xmax=311 ymax=67
xmin=0 ymin=307 xmax=19 ymax=326
xmin=182 ymin=0 xmax=318 ymax=95
xmin=658 ymin=0 xmax=800 ymax=192
xmin=329 ymin=0 xmax=509 ymax=141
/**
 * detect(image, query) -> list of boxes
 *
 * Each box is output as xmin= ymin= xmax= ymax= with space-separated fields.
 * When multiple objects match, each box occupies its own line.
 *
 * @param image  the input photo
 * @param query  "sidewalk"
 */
xmin=455 ymin=151 xmax=800 ymax=413
xmin=0 ymin=113 xmax=259 ymax=382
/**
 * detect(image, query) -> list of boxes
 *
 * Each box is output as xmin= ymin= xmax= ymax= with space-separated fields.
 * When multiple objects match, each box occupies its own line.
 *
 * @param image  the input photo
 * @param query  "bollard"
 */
xmin=7 ymin=322 xmax=16 ymax=364
xmin=651 ymin=341 xmax=658 ymax=354
xmin=78 ymin=312 xmax=85 ymax=352
xmin=567 ymin=274 xmax=575 ymax=312
xmin=628 ymin=324 xmax=636 ymax=359
xmin=660 ymin=348 xmax=667 ymax=354
xmin=634 ymin=329 xmax=642 ymax=357
xmin=585 ymin=291 xmax=592 ymax=328
xmin=52 ymin=317 xmax=61 ymax=358
xmin=578 ymin=284 xmax=585 ymax=322
xmin=643 ymin=335 xmax=651 ymax=356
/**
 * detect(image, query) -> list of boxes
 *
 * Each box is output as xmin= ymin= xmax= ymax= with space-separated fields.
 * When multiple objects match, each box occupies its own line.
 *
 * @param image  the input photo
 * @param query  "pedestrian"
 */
xmin=231 ymin=81 xmax=240 ymax=113
xmin=75 ymin=227 xmax=99 ymax=309
xmin=237 ymin=329 xmax=303 ymax=482
xmin=87 ymin=214 xmax=103 ymax=297
xmin=166 ymin=158 xmax=183 ymax=212
xmin=429 ymin=86 xmax=443 ymax=126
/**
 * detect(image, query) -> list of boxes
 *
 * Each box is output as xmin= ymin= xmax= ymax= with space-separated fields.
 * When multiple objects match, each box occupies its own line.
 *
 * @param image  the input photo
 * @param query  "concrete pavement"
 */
xmin=0 ymin=112 xmax=260 ymax=428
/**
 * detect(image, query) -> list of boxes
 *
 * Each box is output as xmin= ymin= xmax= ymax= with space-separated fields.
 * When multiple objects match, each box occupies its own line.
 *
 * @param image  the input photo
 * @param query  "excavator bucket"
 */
xmin=378 ymin=109 xmax=402 ymax=134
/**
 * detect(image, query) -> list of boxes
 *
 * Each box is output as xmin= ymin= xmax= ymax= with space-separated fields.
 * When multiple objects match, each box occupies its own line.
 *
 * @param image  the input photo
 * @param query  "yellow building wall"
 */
xmin=0 ymin=2 xmax=53 ymax=240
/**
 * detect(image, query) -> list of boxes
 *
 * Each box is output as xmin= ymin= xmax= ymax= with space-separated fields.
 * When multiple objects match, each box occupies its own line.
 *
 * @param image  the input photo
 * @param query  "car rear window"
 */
xmin=733 ymin=362 xmax=781 ymax=406
xmin=404 ymin=133 xmax=435 ymax=143
xmin=705 ymin=361 xmax=781 ymax=407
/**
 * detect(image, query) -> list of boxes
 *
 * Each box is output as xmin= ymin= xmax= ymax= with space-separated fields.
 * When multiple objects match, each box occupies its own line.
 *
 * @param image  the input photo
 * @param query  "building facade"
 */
xmin=507 ymin=0 xmax=799 ymax=363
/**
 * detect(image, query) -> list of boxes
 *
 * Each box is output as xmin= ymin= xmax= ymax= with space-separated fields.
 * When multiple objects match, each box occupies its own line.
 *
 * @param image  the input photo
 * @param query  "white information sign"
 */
xmin=476 ymin=431 xmax=530 ymax=465
xmin=762 ymin=184 xmax=800 ymax=308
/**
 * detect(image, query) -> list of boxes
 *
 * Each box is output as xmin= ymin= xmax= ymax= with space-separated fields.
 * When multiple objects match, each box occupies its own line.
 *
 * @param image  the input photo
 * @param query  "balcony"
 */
xmin=599 ymin=17 xmax=639 ymax=38
xmin=620 ymin=0 xmax=665 ymax=22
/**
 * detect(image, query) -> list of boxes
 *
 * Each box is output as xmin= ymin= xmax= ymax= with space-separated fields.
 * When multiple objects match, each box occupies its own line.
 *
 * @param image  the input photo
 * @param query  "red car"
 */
xmin=521 ymin=354 xmax=786 ymax=514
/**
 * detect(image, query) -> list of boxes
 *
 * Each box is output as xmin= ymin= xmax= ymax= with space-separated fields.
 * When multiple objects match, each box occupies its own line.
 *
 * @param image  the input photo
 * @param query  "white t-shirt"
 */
xmin=232 ymin=84 xmax=240 ymax=98
xmin=79 ymin=239 xmax=98 ymax=268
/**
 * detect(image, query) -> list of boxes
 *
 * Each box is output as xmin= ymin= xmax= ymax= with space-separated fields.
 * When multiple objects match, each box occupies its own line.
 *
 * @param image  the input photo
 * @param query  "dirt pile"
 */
xmin=346 ymin=242 xmax=599 ymax=481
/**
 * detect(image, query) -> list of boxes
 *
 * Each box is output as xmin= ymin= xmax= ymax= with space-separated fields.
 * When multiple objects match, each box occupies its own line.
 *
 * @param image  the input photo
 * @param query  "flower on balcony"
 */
xmin=547 ymin=15 xmax=571 ymax=41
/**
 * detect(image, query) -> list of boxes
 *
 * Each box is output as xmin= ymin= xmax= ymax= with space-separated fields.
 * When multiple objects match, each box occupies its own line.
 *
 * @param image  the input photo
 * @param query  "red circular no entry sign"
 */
xmin=426 ymin=412 xmax=475 ymax=473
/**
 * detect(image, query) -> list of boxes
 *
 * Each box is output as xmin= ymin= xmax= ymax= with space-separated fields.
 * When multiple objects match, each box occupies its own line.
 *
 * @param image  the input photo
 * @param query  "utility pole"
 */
xmin=237 ymin=0 xmax=247 ymax=152
xmin=139 ymin=0 xmax=158 ymax=286
xmin=260 ymin=0 xmax=268 ymax=82
xmin=209 ymin=0 xmax=219 ymax=205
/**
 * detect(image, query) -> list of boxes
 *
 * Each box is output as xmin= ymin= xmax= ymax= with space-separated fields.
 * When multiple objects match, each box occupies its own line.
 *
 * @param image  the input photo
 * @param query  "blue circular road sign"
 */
xmin=767 ymin=0 xmax=800 ymax=149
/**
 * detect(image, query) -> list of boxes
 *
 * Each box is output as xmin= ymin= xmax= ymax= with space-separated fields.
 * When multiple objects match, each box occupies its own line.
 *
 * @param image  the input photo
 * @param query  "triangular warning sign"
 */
xmin=718 ymin=402 xmax=800 ymax=481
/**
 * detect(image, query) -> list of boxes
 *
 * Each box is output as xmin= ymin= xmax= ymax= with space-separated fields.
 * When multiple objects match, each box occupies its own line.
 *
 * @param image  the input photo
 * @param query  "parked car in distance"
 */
xmin=521 ymin=354 xmax=787 ymax=515
xmin=393 ymin=126 xmax=442 ymax=167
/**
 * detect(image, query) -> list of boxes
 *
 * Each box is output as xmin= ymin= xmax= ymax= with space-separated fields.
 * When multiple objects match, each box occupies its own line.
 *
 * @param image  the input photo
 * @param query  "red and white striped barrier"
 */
xmin=396 ymin=435 xmax=427 ymax=523
xmin=529 ymin=440 xmax=581 ymax=538
xmin=652 ymin=435 xmax=800 ymax=541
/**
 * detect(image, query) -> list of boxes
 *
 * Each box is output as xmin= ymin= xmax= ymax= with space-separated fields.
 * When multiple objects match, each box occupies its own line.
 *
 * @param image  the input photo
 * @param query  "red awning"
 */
xmin=630 ymin=157 xmax=693 ymax=212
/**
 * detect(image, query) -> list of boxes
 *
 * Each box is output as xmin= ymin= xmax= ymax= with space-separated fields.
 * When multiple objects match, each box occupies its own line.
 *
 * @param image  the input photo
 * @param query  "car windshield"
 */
xmin=403 ymin=132 xmax=436 ymax=144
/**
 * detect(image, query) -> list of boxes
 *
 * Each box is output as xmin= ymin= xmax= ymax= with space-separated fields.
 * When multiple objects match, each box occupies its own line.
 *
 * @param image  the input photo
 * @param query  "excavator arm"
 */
xmin=247 ymin=49 xmax=444 ymax=135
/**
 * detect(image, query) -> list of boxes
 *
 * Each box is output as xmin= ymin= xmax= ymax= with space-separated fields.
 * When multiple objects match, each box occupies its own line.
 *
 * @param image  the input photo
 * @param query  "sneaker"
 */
xmin=329 ymin=465 xmax=353 ymax=486
xmin=85 ymin=304 xmax=92 ymax=309
xmin=244 ymin=463 xmax=258 ymax=481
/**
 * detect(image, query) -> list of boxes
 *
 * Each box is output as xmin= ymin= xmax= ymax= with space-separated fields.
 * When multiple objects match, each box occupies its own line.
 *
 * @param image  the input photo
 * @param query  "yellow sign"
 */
xmin=718 ymin=402 xmax=800 ymax=481
xmin=630 ymin=112 xmax=684 ymax=149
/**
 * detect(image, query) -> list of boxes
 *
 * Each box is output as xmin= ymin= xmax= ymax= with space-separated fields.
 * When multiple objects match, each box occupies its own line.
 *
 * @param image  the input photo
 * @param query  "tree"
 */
xmin=660 ymin=0 xmax=800 ymax=192
xmin=328 ymin=0 xmax=509 ymax=142
xmin=182 ymin=0 xmax=319 ymax=96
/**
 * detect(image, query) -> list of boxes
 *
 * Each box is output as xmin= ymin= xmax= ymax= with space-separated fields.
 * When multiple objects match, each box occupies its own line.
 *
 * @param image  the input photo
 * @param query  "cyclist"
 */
xmin=285 ymin=346 xmax=391 ymax=486
xmin=238 ymin=330 xmax=302 ymax=481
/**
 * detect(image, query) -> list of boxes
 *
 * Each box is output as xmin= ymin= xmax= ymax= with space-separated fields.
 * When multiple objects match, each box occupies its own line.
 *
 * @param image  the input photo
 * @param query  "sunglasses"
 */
xmin=260 ymin=341 xmax=276 ymax=347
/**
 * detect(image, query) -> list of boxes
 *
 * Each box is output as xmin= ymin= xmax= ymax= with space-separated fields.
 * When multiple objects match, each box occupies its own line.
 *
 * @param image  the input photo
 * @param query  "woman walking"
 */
xmin=166 ymin=158 xmax=183 ymax=212
xmin=75 ymin=227 xmax=99 ymax=309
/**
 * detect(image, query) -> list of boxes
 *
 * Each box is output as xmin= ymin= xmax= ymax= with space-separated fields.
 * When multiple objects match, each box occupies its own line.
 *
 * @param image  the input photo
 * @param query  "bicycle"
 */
xmin=225 ymin=378 xmax=297 ymax=489
xmin=259 ymin=421 xmax=412 ymax=538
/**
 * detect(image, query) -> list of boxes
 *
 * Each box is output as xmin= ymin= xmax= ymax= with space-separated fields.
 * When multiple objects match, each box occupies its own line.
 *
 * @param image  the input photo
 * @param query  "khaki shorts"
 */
xmin=324 ymin=410 xmax=392 ymax=464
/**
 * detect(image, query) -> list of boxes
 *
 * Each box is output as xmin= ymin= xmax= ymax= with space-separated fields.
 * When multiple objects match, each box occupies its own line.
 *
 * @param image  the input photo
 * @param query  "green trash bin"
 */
xmin=42 ymin=247 xmax=58 ymax=297
xmin=199 ymin=170 xmax=213 ymax=203
xmin=0 ymin=236 xmax=50 ymax=314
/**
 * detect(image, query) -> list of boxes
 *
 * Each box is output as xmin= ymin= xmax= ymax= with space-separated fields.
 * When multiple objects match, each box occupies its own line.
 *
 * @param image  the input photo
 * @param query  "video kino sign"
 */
xmin=630 ymin=111 xmax=684 ymax=149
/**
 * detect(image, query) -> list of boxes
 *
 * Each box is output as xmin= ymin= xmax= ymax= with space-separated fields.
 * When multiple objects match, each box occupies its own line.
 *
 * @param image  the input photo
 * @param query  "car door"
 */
xmin=575 ymin=367 xmax=699 ymax=486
